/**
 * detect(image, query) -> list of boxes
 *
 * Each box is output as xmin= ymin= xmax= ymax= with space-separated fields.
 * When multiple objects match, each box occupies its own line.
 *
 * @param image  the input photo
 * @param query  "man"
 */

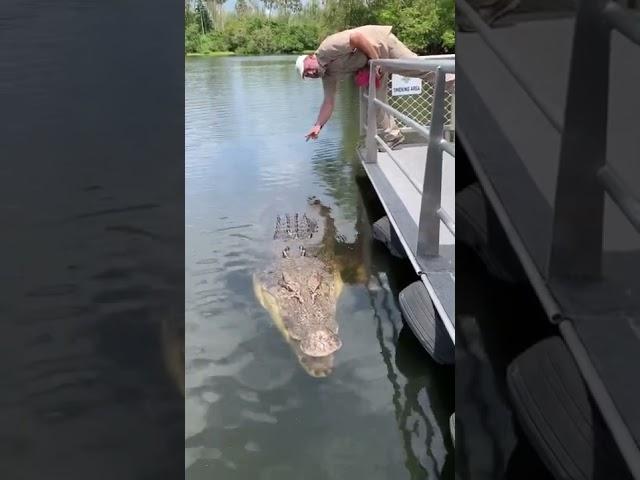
xmin=296 ymin=25 xmax=436 ymax=149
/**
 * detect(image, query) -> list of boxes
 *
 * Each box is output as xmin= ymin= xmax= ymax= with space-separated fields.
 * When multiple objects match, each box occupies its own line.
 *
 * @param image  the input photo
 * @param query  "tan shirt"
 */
xmin=316 ymin=25 xmax=393 ymax=78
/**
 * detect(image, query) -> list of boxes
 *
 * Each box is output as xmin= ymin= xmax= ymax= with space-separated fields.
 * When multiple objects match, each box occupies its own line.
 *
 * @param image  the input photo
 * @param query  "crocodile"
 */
xmin=253 ymin=198 xmax=364 ymax=378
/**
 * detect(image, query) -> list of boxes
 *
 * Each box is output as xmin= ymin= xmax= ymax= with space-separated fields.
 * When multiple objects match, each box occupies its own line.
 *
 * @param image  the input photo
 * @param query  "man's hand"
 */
xmin=305 ymin=125 xmax=321 ymax=141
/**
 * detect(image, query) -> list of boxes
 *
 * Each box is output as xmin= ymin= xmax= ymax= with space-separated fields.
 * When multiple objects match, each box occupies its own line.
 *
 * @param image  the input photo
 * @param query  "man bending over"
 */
xmin=296 ymin=25 xmax=450 ymax=149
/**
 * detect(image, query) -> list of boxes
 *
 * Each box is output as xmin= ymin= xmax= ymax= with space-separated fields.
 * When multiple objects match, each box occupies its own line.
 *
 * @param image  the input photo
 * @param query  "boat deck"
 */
xmin=358 ymin=144 xmax=455 ymax=341
xmin=457 ymin=10 xmax=640 ymax=476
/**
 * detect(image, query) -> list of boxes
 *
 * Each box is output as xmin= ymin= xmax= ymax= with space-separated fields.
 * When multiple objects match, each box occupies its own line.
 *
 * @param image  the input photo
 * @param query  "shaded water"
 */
xmin=186 ymin=55 xmax=454 ymax=479
xmin=0 ymin=1 xmax=184 ymax=478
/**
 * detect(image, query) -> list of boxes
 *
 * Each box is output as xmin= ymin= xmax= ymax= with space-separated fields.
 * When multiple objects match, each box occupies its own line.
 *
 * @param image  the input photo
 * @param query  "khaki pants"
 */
xmin=376 ymin=34 xmax=454 ymax=143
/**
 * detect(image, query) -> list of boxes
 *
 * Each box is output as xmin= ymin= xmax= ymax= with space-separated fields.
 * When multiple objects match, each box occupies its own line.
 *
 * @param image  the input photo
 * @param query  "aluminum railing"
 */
xmin=457 ymin=1 xmax=640 ymax=476
xmin=358 ymin=56 xmax=456 ymax=257
xmin=359 ymin=56 xmax=456 ymax=136
xmin=457 ymin=0 xmax=640 ymax=280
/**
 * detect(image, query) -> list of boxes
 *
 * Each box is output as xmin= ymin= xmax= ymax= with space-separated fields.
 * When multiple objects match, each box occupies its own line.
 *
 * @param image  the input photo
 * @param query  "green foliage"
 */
xmin=185 ymin=23 xmax=201 ymax=53
xmin=371 ymin=0 xmax=454 ymax=53
xmin=184 ymin=0 xmax=455 ymax=56
xmin=186 ymin=12 xmax=319 ymax=55
xmin=320 ymin=0 xmax=376 ymax=35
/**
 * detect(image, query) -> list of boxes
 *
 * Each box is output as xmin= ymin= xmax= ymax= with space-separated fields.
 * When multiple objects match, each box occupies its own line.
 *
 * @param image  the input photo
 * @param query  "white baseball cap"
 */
xmin=295 ymin=55 xmax=307 ymax=79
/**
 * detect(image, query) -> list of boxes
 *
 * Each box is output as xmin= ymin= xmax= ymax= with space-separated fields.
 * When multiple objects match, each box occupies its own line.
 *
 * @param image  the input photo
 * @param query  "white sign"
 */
xmin=391 ymin=74 xmax=422 ymax=96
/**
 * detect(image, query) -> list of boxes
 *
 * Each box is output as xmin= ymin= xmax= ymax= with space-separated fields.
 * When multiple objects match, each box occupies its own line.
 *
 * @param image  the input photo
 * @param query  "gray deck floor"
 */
xmin=375 ymin=145 xmax=455 ymax=246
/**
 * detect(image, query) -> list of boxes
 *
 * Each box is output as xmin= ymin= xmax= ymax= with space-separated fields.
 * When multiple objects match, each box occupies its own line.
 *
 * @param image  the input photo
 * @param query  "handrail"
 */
xmin=457 ymin=0 xmax=639 ymax=278
xmin=373 ymin=98 xmax=431 ymax=140
xmin=376 ymin=129 xmax=457 ymax=237
xmin=603 ymin=1 xmax=640 ymax=45
xmin=455 ymin=0 xmax=563 ymax=132
xmin=418 ymin=67 xmax=451 ymax=255
xmin=457 ymin=6 xmax=640 ymax=472
xmin=361 ymin=56 xmax=456 ymax=257
xmin=371 ymin=57 xmax=455 ymax=74
xmin=438 ymin=208 xmax=456 ymax=235
xmin=440 ymin=138 xmax=455 ymax=156
xmin=597 ymin=165 xmax=640 ymax=232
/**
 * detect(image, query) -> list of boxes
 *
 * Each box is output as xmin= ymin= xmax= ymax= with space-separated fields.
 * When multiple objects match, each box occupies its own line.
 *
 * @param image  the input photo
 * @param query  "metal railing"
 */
xmin=386 ymin=56 xmax=456 ymax=137
xmin=549 ymin=0 xmax=640 ymax=279
xmin=457 ymin=0 xmax=640 ymax=280
xmin=358 ymin=56 xmax=456 ymax=257
xmin=457 ymin=1 xmax=640 ymax=476
xmin=360 ymin=56 xmax=455 ymax=138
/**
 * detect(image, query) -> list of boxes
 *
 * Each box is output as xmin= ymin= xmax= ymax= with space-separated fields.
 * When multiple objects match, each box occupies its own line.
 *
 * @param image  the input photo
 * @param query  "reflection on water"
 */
xmin=186 ymin=55 xmax=453 ymax=479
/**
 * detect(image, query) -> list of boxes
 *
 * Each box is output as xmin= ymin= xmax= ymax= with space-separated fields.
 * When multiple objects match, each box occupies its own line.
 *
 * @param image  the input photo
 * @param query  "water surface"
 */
xmin=1 ymin=1 xmax=184 ymax=477
xmin=186 ymin=55 xmax=454 ymax=479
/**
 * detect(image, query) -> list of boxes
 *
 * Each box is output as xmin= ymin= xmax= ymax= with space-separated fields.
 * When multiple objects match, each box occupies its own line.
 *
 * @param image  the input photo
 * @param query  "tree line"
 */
xmin=185 ymin=0 xmax=454 ymax=56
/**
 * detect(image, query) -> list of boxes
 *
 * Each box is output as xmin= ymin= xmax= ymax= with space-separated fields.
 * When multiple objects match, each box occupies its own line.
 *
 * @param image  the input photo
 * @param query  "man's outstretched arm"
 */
xmin=305 ymin=77 xmax=337 ymax=141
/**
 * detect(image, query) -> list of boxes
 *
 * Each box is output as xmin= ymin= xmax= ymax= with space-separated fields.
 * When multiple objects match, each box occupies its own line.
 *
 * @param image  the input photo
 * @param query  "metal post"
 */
xmin=548 ymin=0 xmax=610 ymax=280
xmin=365 ymin=62 xmax=378 ymax=164
xmin=359 ymin=88 xmax=366 ymax=137
xmin=417 ymin=68 xmax=446 ymax=256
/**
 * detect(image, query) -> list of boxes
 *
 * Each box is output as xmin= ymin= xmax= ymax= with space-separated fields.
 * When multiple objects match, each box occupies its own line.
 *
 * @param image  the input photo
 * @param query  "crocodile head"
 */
xmin=253 ymin=256 xmax=344 ymax=377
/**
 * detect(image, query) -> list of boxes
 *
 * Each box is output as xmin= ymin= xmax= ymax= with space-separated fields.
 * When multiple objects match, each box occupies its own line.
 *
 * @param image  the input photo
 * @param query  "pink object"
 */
xmin=354 ymin=68 xmax=380 ymax=89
